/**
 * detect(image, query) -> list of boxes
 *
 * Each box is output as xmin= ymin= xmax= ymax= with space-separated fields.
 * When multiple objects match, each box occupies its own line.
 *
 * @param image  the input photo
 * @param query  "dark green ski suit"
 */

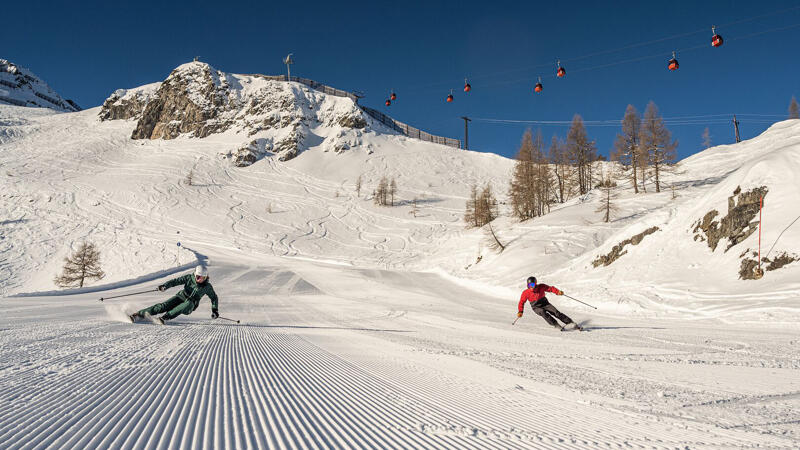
xmin=138 ymin=274 xmax=219 ymax=321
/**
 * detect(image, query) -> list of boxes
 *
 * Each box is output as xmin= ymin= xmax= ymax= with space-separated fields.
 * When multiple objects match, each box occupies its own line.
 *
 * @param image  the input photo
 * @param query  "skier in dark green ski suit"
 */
xmin=131 ymin=265 xmax=219 ymax=323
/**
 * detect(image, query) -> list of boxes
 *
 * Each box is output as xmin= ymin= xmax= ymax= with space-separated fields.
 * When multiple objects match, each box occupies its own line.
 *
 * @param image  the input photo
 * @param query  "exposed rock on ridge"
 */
xmin=99 ymin=62 xmax=372 ymax=165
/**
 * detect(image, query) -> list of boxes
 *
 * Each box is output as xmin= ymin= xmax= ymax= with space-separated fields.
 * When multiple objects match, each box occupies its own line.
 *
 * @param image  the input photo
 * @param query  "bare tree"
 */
xmin=374 ymin=176 xmax=389 ymax=206
xmin=595 ymin=175 xmax=619 ymax=223
xmin=701 ymin=127 xmax=712 ymax=148
xmin=640 ymin=101 xmax=677 ymax=193
xmin=355 ymin=174 xmax=363 ymax=196
xmin=464 ymin=184 xmax=479 ymax=227
xmin=509 ymin=129 xmax=536 ymax=220
xmin=611 ymin=105 xmax=642 ymax=193
xmin=409 ymin=197 xmax=419 ymax=217
xmin=465 ymin=183 xmax=498 ymax=228
xmin=566 ymin=115 xmax=597 ymax=195
xmin=185 ymin=170 xmax=194 ymax=186
xmin=548 ymin=135 xmax=572 ymax=203
xmin=54 ymin=242 xmax=106 ymax=288
xmin=485 ymin=222 xmax=506 ymax=252
xmin=389 ymin=178 xmax=397 ymax=206
xmin=790 ymin=96 xmax=800 ymax=119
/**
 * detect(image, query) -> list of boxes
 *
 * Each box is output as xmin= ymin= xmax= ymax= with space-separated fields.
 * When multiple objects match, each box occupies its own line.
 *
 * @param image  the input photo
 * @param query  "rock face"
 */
xmin=738 ymin=250 xmax=798 ymax=280
xmin=99 ymin=61 xmax=372 ymax=165
xmin=692 ymin=186 xmax=768 ymax=252
xmin=0 ymin=59 xmax=81 ymax=112
xmin=592 ymin=226 xmax=660 ymax=267
xmin=99 ymin=84 xmax=159 ymax=121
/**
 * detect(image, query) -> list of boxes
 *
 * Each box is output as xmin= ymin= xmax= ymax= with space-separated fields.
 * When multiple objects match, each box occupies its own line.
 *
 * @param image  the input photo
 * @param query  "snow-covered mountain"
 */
xmin=1 ymin=61 xmax=799 ymax=321
xmin=0 ymin=59 xmax=80 ymax=112
xmin=3 ymin=61 xmax=800 ymax=448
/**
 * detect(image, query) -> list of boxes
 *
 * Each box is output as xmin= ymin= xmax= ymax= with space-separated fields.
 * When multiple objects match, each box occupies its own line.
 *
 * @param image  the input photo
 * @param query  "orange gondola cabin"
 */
xmin=668 ymin=52 xmax=679 ymax=71
xmin=385 ymin=99 xmax=391 ymax=106
xmin=464 ymin=79 xmax=471 ymax=92
xmin=534 ymin=77 xmax=543 ymax=93
xmin=446 ymin=93 xmax=454 ymax=102
xmin=390 ymin=92 xmax=397 ymax=100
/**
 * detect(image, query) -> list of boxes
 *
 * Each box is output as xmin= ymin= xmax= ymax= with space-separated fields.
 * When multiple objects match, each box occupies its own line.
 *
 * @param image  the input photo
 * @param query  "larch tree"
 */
xmin=509 ymin=129 xmax=535 ymax=220
xmin=374 ymin=176 xmax=389 ymax=206
xmin=548 ymin=135 xmax=572 ymax=203
xmin=465 ymin=183 xmax=498 ymax=228
xmin=790 ymin=96 xmax=800 ymax=119
xmin=54 ymin=242 xmax=106 ymax=288
xmin=389 ymin=177 xmax=397 ymax=206
xmin=566 ymin=114 xmax=597 ymax=195
xmin=611 ymin=105 xmax=642 ymax=193
xmin=640 ymin=101 xmax=677 ymax=193
xmin=510 ymin=129 xmax=553 ymax=220
xmin=464 ymin=184 xmax=480 ymax=227
xmin=595 ymin=174 xmax=619 ymax=223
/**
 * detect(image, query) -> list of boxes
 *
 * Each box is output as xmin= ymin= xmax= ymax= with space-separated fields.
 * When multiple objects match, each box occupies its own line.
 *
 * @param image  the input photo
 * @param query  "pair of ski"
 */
xmin=129 ymin=312 xmax=164 ymax=325
xmin=512 ymin=316 xmax=586 ymax=331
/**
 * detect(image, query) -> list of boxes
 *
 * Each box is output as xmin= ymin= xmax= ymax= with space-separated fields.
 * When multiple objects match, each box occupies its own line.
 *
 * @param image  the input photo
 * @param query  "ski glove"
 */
xmin=557 ymin=290 xmax=564 ymax=296
xmin=158 ymin=285 xmax=166 ymax=292
xmin=517 ymin=312 xmax=523 ymax=318
xmin=211 ymin=309 xmax=219 ymax=319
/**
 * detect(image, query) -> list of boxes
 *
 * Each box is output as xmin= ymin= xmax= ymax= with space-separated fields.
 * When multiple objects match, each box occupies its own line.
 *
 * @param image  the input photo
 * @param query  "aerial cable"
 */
xmin=388 ymin=6 xmax=800 ymax=96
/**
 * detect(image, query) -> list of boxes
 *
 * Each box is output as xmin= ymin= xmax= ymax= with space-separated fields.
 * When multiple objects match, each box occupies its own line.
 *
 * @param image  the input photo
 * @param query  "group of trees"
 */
xmin=373 ymin=176 xmax=398 ymax=206
xmin=612 ymin=101 xmax=678 ymax=194
xmin=468 ymin=101 xmax=680 ymax=230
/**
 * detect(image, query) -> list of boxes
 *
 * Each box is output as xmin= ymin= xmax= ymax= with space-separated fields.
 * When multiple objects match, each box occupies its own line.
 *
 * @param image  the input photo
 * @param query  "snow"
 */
xmin=1 ymin=64 xmax=800 ymax=448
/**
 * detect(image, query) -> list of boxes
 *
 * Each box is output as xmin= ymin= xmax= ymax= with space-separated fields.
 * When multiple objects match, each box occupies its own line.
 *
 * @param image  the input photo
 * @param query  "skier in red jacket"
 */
xmin=517 ymin=276 xmax=582 ymax=331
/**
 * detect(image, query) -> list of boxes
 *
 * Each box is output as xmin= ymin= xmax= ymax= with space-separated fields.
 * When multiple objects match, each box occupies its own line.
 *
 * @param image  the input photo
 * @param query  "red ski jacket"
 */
xmin=518 ymin=284 xmax=561 ymax=313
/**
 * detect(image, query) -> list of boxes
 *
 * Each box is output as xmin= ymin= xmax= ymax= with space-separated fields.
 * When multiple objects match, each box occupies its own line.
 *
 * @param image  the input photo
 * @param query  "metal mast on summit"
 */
xmin=284 ymin=53 xmax=294 ymax=81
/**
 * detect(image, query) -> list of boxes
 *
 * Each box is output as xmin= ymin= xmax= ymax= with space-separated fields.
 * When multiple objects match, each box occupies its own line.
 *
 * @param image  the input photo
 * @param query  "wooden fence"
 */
xmin=254 ymin=74 xmax=461 ymax=149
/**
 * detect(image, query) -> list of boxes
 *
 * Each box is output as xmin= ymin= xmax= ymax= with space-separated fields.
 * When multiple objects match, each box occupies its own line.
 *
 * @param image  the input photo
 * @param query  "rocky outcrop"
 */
xmin=98 ymin=62 xmax=373 ymax=164
xmin=99 ymin=85 xmax=158 ymax=121
xmin=738 ymin=250 xmax=798 ymax=280
xmin=592 ymin=226 xmax=659 ymax=267
xmin=693 ymin=186 xmax=768 ymax=252
xmin=131 ymin=63 xmax=233 ymax=140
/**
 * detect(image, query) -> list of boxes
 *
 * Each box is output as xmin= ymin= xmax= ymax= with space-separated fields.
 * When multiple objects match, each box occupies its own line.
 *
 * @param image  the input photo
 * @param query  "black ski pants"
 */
xmin=531 ymin=298 xmax=573 ymax=327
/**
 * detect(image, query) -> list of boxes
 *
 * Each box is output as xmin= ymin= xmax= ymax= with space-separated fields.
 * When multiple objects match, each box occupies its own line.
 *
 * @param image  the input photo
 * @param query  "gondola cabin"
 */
xmin=390 ymin=92 xmax=397 ymax=100
xmin=711 ymin=27 xmax=723 ymax=47
xmin=385 ymin=99 xmax=391 ymax=106
xmin=446 ymin=93 xmax=454 ymax=102
xmin=534 ymin=77 xmax=543 ymax=93
xmin=668 ymin=52 xmax=679 ymax=71
xmin=557 ymin=66 xmax=566 ymax=77
xmin=464 ymin=82 xmax=471 ymax=92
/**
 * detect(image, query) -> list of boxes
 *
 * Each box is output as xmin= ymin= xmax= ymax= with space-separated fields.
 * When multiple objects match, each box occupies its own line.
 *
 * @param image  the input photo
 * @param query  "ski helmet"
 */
xmin=526 ymin=276 xmax=537 ymax=287
xmin=194 ymin=265 xmax=208 ymax=278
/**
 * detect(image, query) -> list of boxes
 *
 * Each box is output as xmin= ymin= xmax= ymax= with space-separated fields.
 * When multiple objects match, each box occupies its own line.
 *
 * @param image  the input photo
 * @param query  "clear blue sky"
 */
xmin=4 ymin=0 xmax=799 ymax=160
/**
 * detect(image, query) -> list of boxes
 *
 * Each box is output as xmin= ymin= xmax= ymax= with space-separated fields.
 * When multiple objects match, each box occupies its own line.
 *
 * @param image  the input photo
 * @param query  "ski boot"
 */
xmin=129 ymin=312 xmax=143 ymax=323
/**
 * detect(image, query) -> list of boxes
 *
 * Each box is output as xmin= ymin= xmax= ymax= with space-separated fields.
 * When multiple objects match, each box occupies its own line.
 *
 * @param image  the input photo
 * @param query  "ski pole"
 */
xmin=512 ymin=316 xmax=521 ymax=325
xmin=99 ymin=289 xmax=159 ymax=302
xmin=218 ymin=316 xmax=240 ymax=324
xmin=564 ymin=294 xmax=597 ymax=310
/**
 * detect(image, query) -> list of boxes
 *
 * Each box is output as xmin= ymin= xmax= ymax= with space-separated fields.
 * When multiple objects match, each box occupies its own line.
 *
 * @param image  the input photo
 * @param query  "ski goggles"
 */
xmin=195 ymin=275 xmax=207 ymax=282
xmin=527 ymin=282 xmax=536 ymax=288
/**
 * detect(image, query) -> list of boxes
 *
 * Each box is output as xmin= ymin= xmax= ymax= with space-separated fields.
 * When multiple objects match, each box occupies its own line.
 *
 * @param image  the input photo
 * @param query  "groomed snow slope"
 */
xmin=2 ymin=257 xmax=799 ymax=449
